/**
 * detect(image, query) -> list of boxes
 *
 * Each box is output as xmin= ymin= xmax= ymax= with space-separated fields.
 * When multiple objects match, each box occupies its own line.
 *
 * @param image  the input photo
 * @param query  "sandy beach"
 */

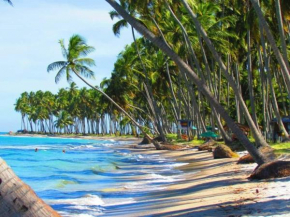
xmin=9 ymin=134 xmax=290 ymax=216
xmin=102 ymin=144 xmax=289 ymax=217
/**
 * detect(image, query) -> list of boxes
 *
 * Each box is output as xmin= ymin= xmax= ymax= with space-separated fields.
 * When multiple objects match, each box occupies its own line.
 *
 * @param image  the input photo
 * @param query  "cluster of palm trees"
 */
xmin=3 ymin=1 xmax=290 ymax=215
xmin=13 ymin=0 xmax=290 ymax=164
xmin=14 ymin=84 xmax=139 ymax=135
xmin=103 ymin=0 xmax=290 ymax=164
xmin=4 ymin=0 xmax=290 ymax=216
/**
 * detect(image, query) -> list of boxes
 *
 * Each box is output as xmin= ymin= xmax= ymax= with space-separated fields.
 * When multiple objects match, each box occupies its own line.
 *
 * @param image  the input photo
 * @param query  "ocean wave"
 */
xmin=69 ymin=145 xmax=95 ymax=150
xmin=148 ymin=173 xmax=184 ymax=183
xmin=48 ymin=194 xmax=104 ymax=206
xmin=103 ymin=197 xmax=136 ymax=206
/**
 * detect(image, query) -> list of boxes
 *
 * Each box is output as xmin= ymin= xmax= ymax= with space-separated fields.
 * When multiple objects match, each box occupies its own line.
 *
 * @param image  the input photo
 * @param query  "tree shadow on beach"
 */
xmin=103 ymin=194 xmax=290 ymax=217
xmin=148 ymin=198 xmax=290 ymax=217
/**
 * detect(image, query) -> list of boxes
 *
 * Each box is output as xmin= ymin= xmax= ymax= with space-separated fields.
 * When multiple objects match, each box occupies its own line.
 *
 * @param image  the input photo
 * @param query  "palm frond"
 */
xmin=113 ymin=19 xmax=129 ymax=37
xmin=59 ymin=39 xmax=68 ymax=59
xmin=74 ymin=65 xmax=95 ymax=80
xmin=109 ymin=10 xmax=122 ymax=20
xmin=66 ymin=68 xmax=73 ymax=84
xmin=100 ymin=77 xmax=111 ymax=88
xmin=75 ymin=58 xmax=96 ymax=67
xmin=55 ymin=65 xmax=67 ymax=84
xmin=68 ymin=35 xmax=86 ymax=56
xmin=79 ymin=45 xmax=95 ymax=57
xmin=47 ymin=61 xmax=67 ymax=72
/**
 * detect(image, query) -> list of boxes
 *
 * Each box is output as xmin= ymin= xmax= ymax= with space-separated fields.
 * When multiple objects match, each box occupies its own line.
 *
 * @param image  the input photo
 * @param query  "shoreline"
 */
xmin=103 ymin=143 xmax=290 ymax=216
xmin=7 ymin=132 xmax=142 ymax=142
xmin=4 ymin=133 xmax=290 ymax=216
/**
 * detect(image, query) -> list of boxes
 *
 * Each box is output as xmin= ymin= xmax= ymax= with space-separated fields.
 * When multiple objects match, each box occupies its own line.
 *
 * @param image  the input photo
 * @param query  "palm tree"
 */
xmin=249 ymin=0 xmax=290 ymax=94
xmin=110 ymin=3 xmax=169 ymax=142
xmin=47 ymin=34 xmax=162 ymax=149
xmin=105 ymin=0 xmax=267 ymax=165
xmin=0 ymin=159 xmax=60 ymax=216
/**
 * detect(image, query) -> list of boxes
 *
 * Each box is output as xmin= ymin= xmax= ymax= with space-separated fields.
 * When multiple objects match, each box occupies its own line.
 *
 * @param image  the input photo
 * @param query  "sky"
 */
xmin=0 ymin=0 xmax=134 ymax=132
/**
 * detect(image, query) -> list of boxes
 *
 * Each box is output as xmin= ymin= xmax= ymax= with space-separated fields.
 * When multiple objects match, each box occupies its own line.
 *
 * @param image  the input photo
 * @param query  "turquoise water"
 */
xmin=0 ymin=135 xmax=185 ymax=216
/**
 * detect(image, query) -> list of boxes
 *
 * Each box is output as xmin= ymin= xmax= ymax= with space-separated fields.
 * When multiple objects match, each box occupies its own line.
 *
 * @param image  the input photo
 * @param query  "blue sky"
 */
xmin=0 ymin=0 xmax=133 ymax=132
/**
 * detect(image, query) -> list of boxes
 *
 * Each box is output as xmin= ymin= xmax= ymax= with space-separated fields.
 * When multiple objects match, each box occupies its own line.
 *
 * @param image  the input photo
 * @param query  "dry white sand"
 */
xmin=109 ymin=144 xmax=290 ymax=217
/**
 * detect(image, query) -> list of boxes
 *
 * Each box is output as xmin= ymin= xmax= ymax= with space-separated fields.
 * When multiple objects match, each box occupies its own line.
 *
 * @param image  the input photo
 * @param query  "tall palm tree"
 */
xmin=105 ymin=0 xmax=267 ymax=165
xmin=47 ymin=34 xmax=162 ymax=149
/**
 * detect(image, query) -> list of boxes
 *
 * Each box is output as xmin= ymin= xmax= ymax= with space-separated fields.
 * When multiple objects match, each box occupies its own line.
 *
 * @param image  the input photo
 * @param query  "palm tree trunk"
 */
xmin=247 ymin=28 xmax=259 ymax=128
xmin=0 ymin=158 xmax=60 ymax=216
xmin=72 ymin=69 xmax=162 ymax=150
xmin=132 ymin=26 xmax=167 ymax=142
xmin=105 ymin=0 xmax=267 ymax=165
xmin=258 ymin=46 xmax=268 ymax=138
xmin=180 ymin=0 xmax=268 ymax=148
xmin=250 ymin=0 xmax=290 ymax=94
xmin=266 ymin=55 xmax=289 ymax=138
xmin=275 ymin=0 xmax=290 ymax=71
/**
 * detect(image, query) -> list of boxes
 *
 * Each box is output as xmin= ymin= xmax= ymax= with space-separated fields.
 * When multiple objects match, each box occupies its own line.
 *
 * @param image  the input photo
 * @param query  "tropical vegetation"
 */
xmin=4 ymin=0 xmax=290 ymax=215
xmin=13 ymin=0 xmax=289 ymax=164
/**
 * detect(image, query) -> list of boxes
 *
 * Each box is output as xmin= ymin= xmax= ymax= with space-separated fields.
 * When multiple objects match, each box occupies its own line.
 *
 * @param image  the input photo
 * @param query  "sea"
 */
xmin=0 ymin=133 xmax=186 ymax=216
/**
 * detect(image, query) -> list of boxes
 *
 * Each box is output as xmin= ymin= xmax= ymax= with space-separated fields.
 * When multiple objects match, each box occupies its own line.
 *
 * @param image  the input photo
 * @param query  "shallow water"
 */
xmin=0 ymin=135 xmax=186 ymax=216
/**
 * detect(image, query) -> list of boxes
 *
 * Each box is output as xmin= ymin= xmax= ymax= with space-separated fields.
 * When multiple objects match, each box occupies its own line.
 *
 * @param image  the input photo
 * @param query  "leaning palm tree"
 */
xmin=0 ymin=158 xmax=61 ymax=216
xmin=47 ymin=34 xmax=162 ymax=149
xmin=105 ymin=0 xmax=268 ymax=165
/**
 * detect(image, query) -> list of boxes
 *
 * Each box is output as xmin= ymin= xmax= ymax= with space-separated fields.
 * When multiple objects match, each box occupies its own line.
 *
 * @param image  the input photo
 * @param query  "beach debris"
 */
xmin=160 ymin=143 xmax=184 ymax=150
xmin=198 ymin=138 xmax=217 ymax=151
xmin=249 ymin=161 xmax=290 ymax=179
xmin=213 ymin=144 xmax=239 ymax=159
xmin=238 ymin=146 xmax=276 ymax=164
xmin=139 ymin=136 xmax=151 ymax=145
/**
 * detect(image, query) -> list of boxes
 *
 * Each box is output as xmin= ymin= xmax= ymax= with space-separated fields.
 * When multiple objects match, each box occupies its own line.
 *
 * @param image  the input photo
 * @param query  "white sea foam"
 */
xmin=0 ymin=145 xmax=54 ymax=150
xmin=137 ymin=154 xmax=144 ymax=159
xmin=169 ymin=162 xmax=189 ymax=167
xmin=103 ymin=198 xmax=136 ymax=206
xmin=70 ymin=145 xmax=95 ymax=150
xmin=123 ymin=172 xmax=183 ymax=192
xmin=100 ymin=143 xmax=115 ymax=147
xmin=60 ymin=211 xmax=102 ymax=217
xmin=124 ymin=182 xmax=166 ymax=191
xmin=48 ymin=194 xmax=104 ymax=206
xmin=148 ymin=173 xmax=184 ymax=183
xmin=47 ymin=195 xmax=105 ymax=216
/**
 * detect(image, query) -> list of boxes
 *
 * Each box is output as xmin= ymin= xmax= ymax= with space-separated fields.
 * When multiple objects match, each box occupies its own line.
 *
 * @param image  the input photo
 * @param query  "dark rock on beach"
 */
xmin=238 ymin=146 xmax=276 ymax=164
xmin=213 ymin=144 xmax=239 ymax=159
xmin=139 ymin=136 xmax=151 ymax=145
xmin=249 ymin=161 xmax=290 ymax=179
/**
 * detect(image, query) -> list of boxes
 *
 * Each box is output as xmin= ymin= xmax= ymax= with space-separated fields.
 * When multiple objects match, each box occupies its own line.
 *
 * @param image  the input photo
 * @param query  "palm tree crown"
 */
xmin=47 ymin=34 xmax=95 ymax=83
